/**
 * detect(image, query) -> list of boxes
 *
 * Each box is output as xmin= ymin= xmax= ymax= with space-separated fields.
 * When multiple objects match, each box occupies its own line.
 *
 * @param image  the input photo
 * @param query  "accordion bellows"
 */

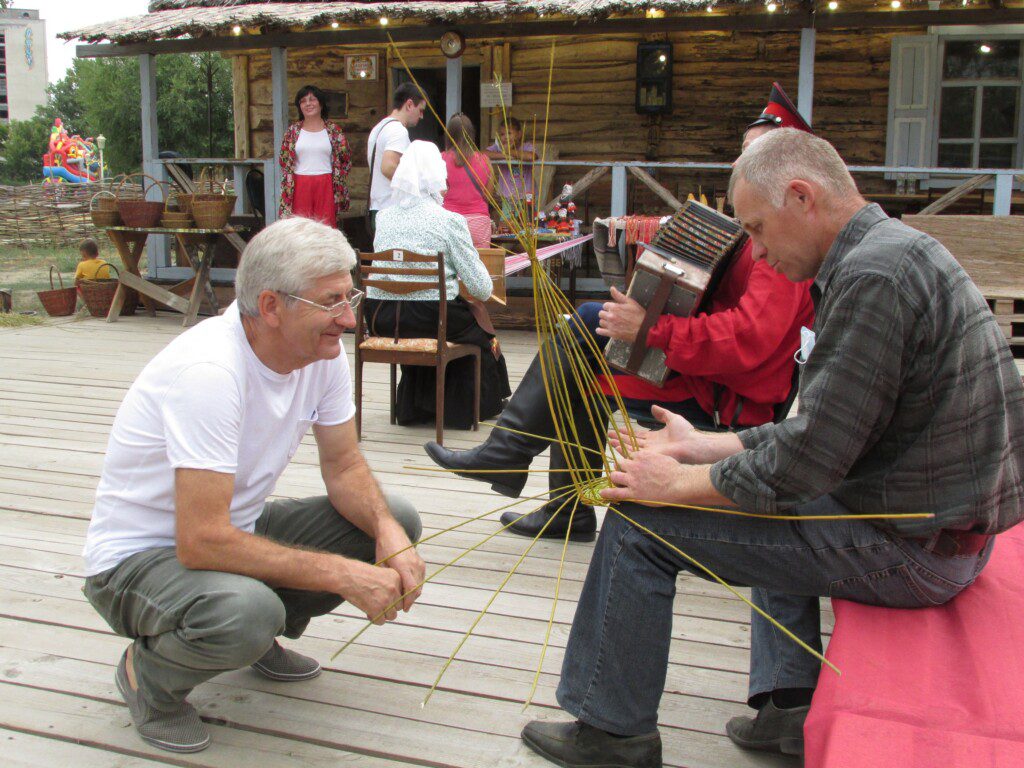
xmin=604 ymin=200 xmax=748 ymax=386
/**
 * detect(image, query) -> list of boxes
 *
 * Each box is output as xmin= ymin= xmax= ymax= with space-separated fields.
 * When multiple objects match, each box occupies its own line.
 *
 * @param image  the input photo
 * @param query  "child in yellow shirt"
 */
xmin=74 ymin=238 xmax=111 ymax=282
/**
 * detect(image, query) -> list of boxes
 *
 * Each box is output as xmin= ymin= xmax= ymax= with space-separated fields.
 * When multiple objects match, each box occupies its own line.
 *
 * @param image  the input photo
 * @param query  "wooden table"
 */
xmin=100 ymin=226 xmax=242 ymax=327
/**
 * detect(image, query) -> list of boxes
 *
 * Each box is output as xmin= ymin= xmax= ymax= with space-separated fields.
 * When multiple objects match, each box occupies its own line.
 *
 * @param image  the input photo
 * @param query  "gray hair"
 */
xmin=236 ymin=217 xmax=356 ymax=317
xmin=728 ymin=128 xmax=858 ymax=209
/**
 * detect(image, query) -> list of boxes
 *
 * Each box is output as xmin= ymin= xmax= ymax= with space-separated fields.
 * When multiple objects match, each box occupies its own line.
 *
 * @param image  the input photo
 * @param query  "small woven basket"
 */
xmin=117 ymin=173 xmax=166 ymax=228
xmin=191 ymin=171 xmax=236 ymax=230
xmin=161 ymin=193 xmax=194 ymax=229
xmin=90 ymin=190 xmax=121 ymax=228
xmin=77 ymin=263 xmax=137 ymax=317
xmin=36 ymin=266 xmax=78 ymax=317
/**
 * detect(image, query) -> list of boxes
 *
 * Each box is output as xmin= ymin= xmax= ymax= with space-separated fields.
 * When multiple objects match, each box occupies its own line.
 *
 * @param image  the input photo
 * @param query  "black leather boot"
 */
xmin=726 ymin=699 xmax=809 ymax=756
xmin=499 ymin=424 xmax=605 ymax=541
xmin=521 ymin=720 xmax=662 ymax=768
xmin=424 ymin=342 xmax=589 ymax=498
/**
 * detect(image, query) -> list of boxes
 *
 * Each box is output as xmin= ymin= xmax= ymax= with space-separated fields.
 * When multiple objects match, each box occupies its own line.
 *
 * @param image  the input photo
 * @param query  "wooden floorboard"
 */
xmin=0 ymin=314 xmax=826 ymax=767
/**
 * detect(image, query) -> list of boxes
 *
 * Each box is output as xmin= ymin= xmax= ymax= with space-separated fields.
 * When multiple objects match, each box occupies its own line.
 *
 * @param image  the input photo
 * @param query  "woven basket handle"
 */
xmin=49 ymin=265 xmax=65 ymax=290
xmin=89 ymin=190 xmax=116 ymax=212
xmin=117 ymin=172 xmax=167 ymax=201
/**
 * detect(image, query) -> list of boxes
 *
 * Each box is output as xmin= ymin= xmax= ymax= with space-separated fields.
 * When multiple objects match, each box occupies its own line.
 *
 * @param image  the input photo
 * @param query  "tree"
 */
xmin=46 ymin=65 xmax=90 ymax=138
xmin=0 ymin=115 xmax=52 ymax=183
xmin=75 ymin=53 xmax=235 ymax=175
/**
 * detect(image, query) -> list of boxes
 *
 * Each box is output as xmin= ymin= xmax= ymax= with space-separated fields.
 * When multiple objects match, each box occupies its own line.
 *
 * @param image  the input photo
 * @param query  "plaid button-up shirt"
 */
xmin=711 ymin=204 xmax=1024 ymax=536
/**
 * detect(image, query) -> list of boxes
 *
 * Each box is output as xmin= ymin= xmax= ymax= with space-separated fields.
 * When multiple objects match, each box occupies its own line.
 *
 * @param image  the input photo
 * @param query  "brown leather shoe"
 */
xmin=521 ymin=719 xmax=662 ymax=767
xmin=726 ymin=700 xmax=809 ymax=756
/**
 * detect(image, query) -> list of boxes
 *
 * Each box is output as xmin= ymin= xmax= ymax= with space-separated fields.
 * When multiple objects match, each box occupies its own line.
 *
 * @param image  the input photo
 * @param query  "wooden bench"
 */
xmin=804 ymin=525 xmax=1024 ymax=766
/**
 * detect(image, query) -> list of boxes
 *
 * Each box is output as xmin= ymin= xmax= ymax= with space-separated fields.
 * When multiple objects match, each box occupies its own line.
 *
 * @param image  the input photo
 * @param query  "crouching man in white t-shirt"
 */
xmin=81 ymin=217 xmax=424 ymax=754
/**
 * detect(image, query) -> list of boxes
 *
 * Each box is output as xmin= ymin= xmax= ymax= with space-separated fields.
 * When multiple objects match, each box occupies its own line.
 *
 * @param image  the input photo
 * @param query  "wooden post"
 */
xmin=269 ymin=46 xmax=289 ymax=225
xmin=798 ymin=28 xmax=815 ymax=127
xmin=446 ymin=57 xmax=463 ymax=121
xmin=993 ymin=172 xmax=1012 ymax=216
xmin=231 ymin=54 xmax=250 ymax=160
xmin=139 ymin=53 xmax=167 ymax=277
xmin=611 ymin=165 xmax=627 ymax=217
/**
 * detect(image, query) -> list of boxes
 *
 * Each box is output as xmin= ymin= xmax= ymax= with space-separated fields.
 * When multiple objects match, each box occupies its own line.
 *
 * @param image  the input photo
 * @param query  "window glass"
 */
xmin=980 ymin=86 xmax=1019 ymax=138
xmin=937 ymin=142 xmax=974 ymax=167
xmin=943 ymin=40 xmax=1021 ymax=79
xmin=978 ymin=142 xmax=1016 ymax=168
xmin=939 ymin=87 xmax=975 ymax=139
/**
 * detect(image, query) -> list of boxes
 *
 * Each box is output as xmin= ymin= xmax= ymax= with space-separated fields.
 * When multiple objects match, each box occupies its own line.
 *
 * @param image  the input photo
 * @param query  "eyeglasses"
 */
xmin=285 ymin=289 xmax=364 ymax=317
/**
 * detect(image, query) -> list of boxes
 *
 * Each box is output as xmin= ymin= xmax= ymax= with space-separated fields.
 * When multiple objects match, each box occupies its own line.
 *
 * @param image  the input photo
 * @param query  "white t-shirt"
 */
xmin=366 ymin=117 xmax=410 ymax=211
xmin=295 ymin=128 xmax=333 ymax=175
xmin=82 ymin=302 xmax=355 ymax=576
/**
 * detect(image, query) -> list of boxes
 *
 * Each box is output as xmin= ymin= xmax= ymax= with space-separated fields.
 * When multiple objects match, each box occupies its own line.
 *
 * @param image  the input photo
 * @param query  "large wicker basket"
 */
xmin=36 ymin=266 xmax=78 ymax=317
xmin=77 ymin=263 xmax=137 ymax=317
xmin=117 ymin=173 xmax=166 ymax=228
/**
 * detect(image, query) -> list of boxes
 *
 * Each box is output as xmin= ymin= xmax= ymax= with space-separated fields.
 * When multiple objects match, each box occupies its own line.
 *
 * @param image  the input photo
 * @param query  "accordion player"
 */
xmin=604 ymin=200 xmax=749 ymax=386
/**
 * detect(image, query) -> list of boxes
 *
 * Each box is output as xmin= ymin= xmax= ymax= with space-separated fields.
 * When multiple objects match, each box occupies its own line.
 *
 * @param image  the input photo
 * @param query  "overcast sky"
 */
xmin=16 ymin=0 xmax=150 ymax=83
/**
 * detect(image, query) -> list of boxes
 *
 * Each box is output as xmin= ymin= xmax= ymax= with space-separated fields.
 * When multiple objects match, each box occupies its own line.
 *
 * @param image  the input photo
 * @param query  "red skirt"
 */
xmin=292 ymin=174 xmax=336 ymax=227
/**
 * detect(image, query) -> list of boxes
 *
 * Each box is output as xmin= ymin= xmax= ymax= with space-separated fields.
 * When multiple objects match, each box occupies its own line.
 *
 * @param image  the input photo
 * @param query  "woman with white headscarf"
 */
xmin=364 ymin=141 xmax=511 ymax=429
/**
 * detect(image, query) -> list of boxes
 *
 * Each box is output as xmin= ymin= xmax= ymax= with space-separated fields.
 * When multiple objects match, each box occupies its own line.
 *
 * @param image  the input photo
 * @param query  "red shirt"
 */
xmin=600 ymin=240 xmax=815 ymax=427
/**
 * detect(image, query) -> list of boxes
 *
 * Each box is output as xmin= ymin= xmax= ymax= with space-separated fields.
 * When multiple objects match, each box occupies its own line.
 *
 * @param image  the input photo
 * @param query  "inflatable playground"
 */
xmin=42 ymin=118 xmax=103 ymax=184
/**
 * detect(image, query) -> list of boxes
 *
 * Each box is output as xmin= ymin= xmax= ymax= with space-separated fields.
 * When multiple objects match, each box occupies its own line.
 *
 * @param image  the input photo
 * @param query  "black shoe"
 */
xmin=726 ymin=699 xmax=809 ymax=756
xmin=500 ymin=500 xmax=597 ymax=542
xmin=522 ymin=720 xmax=662 ymax=768
xmin=424 ymin=440 xmax=530 ymax=498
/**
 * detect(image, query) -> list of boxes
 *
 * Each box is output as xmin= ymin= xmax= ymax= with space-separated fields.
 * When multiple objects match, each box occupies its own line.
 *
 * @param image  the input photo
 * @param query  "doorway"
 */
xmin=392 ymin=65 xmax=482 ymax=148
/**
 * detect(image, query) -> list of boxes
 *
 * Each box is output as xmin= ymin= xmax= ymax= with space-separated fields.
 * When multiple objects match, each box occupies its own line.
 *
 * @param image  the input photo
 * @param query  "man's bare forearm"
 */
xmin=323 ymin=454 xmax=395 ymax=537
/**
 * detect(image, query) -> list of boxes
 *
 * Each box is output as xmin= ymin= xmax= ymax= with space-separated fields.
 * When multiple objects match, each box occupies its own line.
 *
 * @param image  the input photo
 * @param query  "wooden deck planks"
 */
xmin=0 ymin=315 xmax=808 ymax=767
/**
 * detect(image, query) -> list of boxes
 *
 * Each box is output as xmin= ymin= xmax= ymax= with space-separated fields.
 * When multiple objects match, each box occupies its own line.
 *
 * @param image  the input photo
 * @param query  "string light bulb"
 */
xmin=828 ymin=0 xmax=838 ymax=8
xmin=979 ymin=43 xmax=992 ymax=53
xmin=766 ymin=1 xmax=778 ymax=11
xmin=331 ymin=21 xmax=339 ymax=29
xmin=379 ymin=16 xmax=389 ymax=26
xmin=706 ymin=3 xmax=715 ymax=11
xmin=646 ymin=8 xmax=666 ymax=18
xmin=232 ymin=25 xmax=242 ymax=35
xmin=890 ymin=0 xmax=901 ymax=7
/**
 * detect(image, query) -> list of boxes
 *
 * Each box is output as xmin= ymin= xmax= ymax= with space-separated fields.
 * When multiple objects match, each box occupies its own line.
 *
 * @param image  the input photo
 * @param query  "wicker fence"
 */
xmin=0 ymin=181 xmax=141 ymax=248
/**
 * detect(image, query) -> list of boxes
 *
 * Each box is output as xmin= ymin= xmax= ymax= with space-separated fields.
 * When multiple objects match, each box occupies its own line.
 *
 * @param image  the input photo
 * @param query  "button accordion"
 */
xmin=604 ymin=200 xmax=748 ymax=386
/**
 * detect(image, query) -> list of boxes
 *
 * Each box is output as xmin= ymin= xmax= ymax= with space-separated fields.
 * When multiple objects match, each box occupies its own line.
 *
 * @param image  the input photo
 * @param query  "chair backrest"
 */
xmin=356 ymin=249 xmax=448 ymax=351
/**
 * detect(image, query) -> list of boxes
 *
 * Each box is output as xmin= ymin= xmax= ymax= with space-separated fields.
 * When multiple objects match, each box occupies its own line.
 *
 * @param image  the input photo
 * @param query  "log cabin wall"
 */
xmin=231 ymin=24 xmax=920 ymax=218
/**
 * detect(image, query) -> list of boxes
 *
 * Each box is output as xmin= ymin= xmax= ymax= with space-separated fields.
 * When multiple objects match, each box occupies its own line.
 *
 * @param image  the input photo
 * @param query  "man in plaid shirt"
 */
xmin=518 ymin=129 xmax=1024 ymax=768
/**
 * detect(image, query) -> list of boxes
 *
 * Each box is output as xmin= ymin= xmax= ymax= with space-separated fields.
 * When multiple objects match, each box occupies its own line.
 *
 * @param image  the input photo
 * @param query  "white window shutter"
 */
xmin=886 ymin=35 xmax=938 ymax=180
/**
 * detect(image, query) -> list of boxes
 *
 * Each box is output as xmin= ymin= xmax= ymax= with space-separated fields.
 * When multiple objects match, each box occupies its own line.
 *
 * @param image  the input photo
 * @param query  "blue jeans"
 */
xmin=556 ymin=495 xmax=992 ymax=735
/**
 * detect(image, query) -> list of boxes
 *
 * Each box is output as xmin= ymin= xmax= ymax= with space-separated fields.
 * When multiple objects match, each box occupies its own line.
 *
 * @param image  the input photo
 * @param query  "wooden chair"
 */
xmin=354 ymin=249 xmax=481 ymax=446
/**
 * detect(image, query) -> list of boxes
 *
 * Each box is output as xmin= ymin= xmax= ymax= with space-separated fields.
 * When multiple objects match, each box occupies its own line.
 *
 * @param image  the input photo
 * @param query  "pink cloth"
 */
xmin=805 ymin=525 xmax=1024 ymax=768
xmin=462 ymin=213 xmax=492 ymax=249
xmin=443 ymin=151 xmax=490 ymax=217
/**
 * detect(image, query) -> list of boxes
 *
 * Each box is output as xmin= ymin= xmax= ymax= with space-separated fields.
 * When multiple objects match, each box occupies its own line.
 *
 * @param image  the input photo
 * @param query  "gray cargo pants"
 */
xmin=84 ymin=494 xmax=420 ymax=711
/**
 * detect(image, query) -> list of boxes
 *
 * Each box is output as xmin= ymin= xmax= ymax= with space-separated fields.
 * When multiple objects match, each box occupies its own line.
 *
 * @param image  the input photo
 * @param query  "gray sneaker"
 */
xmin=115 ymin=647 xmax=210 ymax=753
xmin=251 ymin=640 xmax=322 ymax=682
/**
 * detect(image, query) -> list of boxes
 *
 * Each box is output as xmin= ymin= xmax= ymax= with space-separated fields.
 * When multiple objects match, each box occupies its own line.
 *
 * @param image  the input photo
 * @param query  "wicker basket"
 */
xmin=90 ymin=190 xmax=121 ymax=228
xmin=117 ymin=173 xmax=166 ymax=228
xmin=191 ymin=171 xmax=236 ymax=230
xmin=77 ymin=263 xmax=137 ymax=317
xmin=36 ymin=266 xmax=78 ymax=317
xmin=161 ymin=194 xmax=194 ymax=229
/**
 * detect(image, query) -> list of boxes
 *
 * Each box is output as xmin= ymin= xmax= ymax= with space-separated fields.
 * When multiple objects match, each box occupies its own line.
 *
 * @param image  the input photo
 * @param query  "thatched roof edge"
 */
xmin=63 ymin=1 xmax=744 ymax=44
